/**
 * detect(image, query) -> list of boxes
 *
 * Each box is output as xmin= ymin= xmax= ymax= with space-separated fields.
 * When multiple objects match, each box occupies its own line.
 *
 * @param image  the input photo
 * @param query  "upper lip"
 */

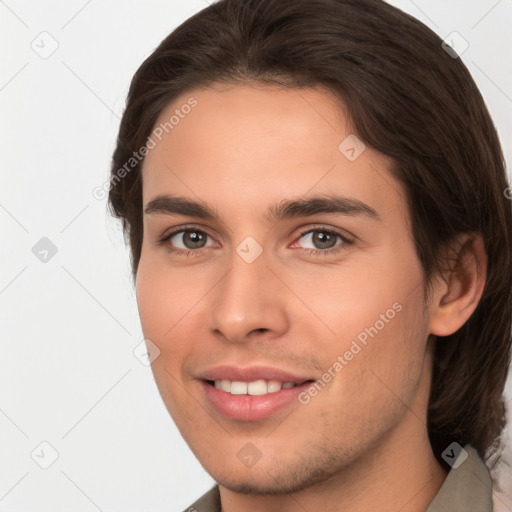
xmin=198 ymin=365 xmax=314 ymax=384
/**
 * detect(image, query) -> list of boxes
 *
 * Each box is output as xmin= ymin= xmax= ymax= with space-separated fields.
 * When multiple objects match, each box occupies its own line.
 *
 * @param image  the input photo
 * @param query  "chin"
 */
xmin=205 ymin=453 xmax=345 ymax=496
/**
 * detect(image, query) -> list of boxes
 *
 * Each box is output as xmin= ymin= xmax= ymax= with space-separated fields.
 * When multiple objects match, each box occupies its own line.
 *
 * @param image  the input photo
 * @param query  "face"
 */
xmin=136 ymin=84 xmax=434 ymax=493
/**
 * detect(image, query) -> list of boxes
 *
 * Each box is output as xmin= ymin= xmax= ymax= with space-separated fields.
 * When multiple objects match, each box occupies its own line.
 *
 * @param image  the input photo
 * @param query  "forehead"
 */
xmin=141 ymin=84 xmax=406 ymax=224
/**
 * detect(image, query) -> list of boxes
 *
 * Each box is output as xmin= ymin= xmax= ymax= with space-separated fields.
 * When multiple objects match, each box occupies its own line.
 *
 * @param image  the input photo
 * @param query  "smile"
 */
xmin=212 ymin=379 xmax=302 ymax=395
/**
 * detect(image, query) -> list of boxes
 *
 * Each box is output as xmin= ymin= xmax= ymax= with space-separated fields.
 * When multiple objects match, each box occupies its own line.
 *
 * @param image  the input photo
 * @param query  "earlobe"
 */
xmin=428 ymin=234 xmax=487 ymax=337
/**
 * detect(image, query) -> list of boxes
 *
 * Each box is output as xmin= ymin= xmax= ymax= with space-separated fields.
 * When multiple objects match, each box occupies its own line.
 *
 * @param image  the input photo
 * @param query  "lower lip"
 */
xmin=201 ymin=381 xmax=312 ymax=421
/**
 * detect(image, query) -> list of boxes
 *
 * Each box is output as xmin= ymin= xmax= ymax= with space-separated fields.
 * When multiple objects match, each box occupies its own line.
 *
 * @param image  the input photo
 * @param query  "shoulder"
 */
xmin=426 ymin=444 xmax=493 ymax=512
xmin=182 ymin=485 xmax=221 ymax=512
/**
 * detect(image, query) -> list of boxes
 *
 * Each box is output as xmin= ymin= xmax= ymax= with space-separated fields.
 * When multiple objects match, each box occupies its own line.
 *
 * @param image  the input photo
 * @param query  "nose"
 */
xmin=207 ymin=249 xmax=290 ymax=344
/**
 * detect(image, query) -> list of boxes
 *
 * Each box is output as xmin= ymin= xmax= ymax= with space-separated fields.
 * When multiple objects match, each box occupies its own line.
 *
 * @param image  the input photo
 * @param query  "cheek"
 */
xmin=135 ymin=251 xmax=206 ymax=344
xmin=135 ymin=251 xmax=221 ymax=399
xmin=291 ymin=246 xmax=428 ymax=401
xmin=135 ymin=256 xmax=200 ymax=417
xmin=136 ymin=263 xmax=172 ymax=342
xmin=332 ymin=287 xmax=428 ymax=419
xmin=135 ymin=261 xmax=187 ymax=387
xmin=282 ymin=256 xmax=415 ymax=347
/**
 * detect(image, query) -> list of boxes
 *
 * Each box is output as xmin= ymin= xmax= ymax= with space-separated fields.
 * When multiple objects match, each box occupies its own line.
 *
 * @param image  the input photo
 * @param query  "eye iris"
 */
xmin=183 ymin=231 xmax=206 ymax=249
xmin=313 ymin=231 xmax=337 ymax=249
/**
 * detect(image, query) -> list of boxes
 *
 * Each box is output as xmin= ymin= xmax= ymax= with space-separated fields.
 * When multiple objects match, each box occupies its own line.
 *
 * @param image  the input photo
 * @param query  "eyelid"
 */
xmin=158 ymin=225 xmax=218 ymax=252
xmin=291 ymin=223 xmax=355 ymax=246
xmin=158 ymin=223 xmax=216 ymax=242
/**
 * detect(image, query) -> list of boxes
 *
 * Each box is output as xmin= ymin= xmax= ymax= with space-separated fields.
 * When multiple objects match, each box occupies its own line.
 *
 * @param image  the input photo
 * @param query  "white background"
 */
xmin=1 ymin=1 xmax=511 ymax=510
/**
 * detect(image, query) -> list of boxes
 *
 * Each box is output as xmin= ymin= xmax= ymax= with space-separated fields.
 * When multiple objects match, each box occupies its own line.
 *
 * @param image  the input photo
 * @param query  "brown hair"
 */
xmin=108 ymin=0 xmax=512 ymax=470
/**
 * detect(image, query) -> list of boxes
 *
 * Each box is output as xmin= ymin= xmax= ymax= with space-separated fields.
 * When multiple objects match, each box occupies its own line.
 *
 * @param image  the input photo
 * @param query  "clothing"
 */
xmin=183 ymin=445 xmax=493 ymax=511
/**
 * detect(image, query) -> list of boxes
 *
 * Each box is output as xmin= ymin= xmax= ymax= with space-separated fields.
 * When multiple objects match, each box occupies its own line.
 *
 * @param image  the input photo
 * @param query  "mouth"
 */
xmin=197 ymin=366 xmax=316 ymax=421
xmin=205 ymin=378 xmax=311 ymax=395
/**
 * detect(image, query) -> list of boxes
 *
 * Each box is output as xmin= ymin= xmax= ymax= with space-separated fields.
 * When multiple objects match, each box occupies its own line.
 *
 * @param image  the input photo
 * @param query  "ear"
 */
xmin=428 ymin=234 xmax=487 ymax=337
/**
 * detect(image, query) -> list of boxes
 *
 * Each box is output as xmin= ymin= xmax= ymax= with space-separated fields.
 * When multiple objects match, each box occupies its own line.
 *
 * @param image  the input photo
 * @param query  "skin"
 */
xmin=136 ymin=84 xmax=487 ymax=512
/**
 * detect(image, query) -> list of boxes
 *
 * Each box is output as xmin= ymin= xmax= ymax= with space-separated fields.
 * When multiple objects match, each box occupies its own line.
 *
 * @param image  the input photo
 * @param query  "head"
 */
xmin=108 ymin=0 xmax=512 ymax=492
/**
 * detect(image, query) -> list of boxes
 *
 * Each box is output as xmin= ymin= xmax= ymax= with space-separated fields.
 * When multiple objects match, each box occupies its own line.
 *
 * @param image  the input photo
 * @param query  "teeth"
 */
xmin=267 ymin=380 xmax=282 ymax=393
xmin=217 ymin=380 xmax=231 ymax=393
xmin=247 ymin=380 xmax=267 ymax=396
xmin=230 ymin=381 xmax=247 ymax=395
xmin=213 ymin=379 xmax=298 ymax=395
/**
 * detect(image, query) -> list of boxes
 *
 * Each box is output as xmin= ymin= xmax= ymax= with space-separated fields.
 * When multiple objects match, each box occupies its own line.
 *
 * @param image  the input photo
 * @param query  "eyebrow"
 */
xmin=144 ymin=194 xmax=381 ymax=223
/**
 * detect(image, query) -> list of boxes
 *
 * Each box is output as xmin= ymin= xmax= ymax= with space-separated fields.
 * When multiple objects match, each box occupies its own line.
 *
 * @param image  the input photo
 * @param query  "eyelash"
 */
xmin=158 ymin=224 xmax=353 ymax=258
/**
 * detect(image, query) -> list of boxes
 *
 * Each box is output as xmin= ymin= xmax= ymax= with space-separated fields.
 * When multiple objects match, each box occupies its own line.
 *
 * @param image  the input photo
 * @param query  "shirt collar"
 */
xmin=426 ymin=444 xmax=493 ymax=512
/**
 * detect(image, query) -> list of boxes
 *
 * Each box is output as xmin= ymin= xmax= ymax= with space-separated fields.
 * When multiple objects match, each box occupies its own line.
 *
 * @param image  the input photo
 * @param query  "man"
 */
xmin=108 ymin=0 xmax=512 ymax=510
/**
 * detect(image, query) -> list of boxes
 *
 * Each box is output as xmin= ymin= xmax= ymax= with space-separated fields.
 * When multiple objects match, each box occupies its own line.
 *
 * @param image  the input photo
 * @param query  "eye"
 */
xmin=159 ymin=227 xmax=217 ymax=255
xmin=170 ymin=230 xmax=211 ymax=249
xmin=293 ymin=226 xmax=353 ymax=255
xmin=158 ymin=224 xmax=352 ymax=258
